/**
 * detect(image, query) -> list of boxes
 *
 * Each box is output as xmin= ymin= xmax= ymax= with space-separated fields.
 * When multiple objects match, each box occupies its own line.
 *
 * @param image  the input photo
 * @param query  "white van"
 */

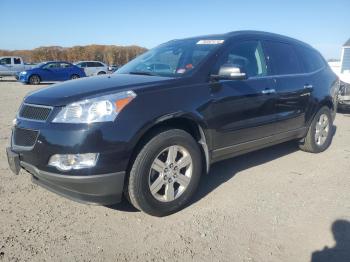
xmin=74 ymin=61 xmax=108 ymax=76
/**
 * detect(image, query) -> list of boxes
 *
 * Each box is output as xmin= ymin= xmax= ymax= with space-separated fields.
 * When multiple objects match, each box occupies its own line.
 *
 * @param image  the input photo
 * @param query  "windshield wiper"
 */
xmin=128 ymin=71 xmax=156 ymax=76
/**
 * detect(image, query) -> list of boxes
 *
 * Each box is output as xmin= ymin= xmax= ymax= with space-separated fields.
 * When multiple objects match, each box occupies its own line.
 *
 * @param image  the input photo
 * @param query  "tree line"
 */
xmin=0 ymin=45 xmax=147 ymax=65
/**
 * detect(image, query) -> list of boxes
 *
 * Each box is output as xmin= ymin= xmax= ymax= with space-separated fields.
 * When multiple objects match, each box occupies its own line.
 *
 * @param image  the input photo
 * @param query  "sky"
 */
xmin=0 ymin=0 xmax=349 ymax=59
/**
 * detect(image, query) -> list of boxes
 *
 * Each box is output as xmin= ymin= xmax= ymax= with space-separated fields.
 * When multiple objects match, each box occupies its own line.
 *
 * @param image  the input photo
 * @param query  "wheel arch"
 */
xmin=307 ymin=97 xmax=335 ymax=127
xmin=127 ymin=114 xmax=211 ymax=175
xmin=317 ymin=97 xmax=336 ymax=121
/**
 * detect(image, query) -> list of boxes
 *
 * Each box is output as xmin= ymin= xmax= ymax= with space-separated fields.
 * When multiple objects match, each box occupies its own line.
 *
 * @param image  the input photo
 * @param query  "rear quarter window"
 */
xmin=297 ymin=47 xmax=326 ymax=73
xmin=263 ymin=41 xmax=302 ymax=75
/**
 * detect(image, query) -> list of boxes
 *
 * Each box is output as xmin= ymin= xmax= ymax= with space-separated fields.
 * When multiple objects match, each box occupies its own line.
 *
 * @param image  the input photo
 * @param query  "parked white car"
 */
xmin=0 ymin=56 xmax=35 ymax=78
xmin=74 ymin=61 xmax=108 ymax=76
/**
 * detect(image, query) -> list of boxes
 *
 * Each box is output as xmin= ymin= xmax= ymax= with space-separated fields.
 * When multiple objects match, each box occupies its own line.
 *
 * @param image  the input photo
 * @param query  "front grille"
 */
xmin=19 ymin=104 xmax=52 ymax=121
xmin=13 ymin=127 xmax=39 ymax=147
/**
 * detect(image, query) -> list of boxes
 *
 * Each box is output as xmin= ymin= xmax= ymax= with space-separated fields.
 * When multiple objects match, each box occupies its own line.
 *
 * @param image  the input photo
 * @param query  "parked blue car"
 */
xmin=18 ymin=61 xmax=86 ymax=85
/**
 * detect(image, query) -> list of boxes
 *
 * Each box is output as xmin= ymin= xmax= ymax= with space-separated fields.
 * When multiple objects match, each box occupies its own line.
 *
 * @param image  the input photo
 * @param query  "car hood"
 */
xmin=22 ymin=68 xmax=39 ymax=74
xmin=24 ymin=74 xmax=177 ymax=106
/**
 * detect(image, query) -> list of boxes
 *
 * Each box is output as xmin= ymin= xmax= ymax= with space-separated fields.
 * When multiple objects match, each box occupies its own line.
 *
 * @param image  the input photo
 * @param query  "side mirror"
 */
xmin=211 ymin=64 xmax=247 ymax=81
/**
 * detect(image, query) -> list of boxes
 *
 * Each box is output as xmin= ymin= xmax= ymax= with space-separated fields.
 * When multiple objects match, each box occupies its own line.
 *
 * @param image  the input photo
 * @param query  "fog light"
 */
xmin=48 ymin=153 xmax=99 ymax=171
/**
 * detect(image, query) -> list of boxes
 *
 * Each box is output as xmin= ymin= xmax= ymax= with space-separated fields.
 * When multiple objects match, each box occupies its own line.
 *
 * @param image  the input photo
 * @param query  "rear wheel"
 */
xmin=97 ymin=71 xmax=106 ymax=75
xmin=299 ymin=106 xmax=333 ymax=153
xmin=70 ymin=74 xmax=80 ymax=80
xmin=29 ymin=75 xmax=40 ymax=85
xmin=126 ymin=129 xmax=202 ymax=216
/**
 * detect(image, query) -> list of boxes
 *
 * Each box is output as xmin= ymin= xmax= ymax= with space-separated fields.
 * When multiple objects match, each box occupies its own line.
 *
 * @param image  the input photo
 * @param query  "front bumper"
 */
xmin=20 ymin=160 xmax=125 ymax=205
xmin=9 ymin=116 xmax=135 ymax=205
xmin=18 ymin=74 xmax=29 ymax=83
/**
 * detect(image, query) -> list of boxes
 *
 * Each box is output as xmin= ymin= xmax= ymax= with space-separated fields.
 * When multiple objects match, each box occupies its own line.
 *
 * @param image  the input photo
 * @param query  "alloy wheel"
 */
xmin=148 ymin=145 xmax=193 ymax=202
xmin=315 ymin=113 xmax=330 ymax=146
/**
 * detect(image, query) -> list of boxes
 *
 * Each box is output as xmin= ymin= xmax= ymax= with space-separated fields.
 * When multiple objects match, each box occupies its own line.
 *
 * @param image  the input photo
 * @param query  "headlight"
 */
xmin=52 ymin=91 xmax=136 ymax=123
xmin=21 ymin=71 xmax=27 ymax=75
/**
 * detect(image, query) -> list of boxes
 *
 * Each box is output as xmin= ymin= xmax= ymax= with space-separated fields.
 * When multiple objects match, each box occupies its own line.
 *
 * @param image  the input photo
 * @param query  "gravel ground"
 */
xmin=0 ymin=78 xmax=349 ymax=262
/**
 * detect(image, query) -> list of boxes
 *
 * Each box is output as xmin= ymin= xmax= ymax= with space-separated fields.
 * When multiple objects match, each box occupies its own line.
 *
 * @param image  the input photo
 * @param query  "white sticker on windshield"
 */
xmin=196 ymin=40 xmax=225 ymax=45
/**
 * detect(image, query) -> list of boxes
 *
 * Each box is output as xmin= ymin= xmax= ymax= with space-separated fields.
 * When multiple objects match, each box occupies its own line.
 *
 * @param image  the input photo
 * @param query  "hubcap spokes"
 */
xmin=315 ymin=114 xmax=329 ymax=146
xmin=149 ymin=145 xmax=192 ymax=202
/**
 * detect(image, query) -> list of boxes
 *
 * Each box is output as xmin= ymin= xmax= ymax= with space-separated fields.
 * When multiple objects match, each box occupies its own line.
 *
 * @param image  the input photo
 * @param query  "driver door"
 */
xmin=205 ymin=40 xmax=278 ymax=159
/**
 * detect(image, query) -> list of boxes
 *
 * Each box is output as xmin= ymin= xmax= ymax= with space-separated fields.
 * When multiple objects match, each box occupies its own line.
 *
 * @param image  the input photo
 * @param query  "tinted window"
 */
xmin=93 ymin=62 xmax=103 ymax=67
xmin=43 ymin=63 xmax=59 ymax=69
xmin=14 ymin=58 xmax=21 ymax=64
xmin=0 ymin=58 xmax=11 ymax=65
xmin=87 ymin=62 xmax=100 ymax=67
xmin=213 ymin=40 xmax=267 ymax=77
xmin=60 ymin=63 xmax=72 ymax=68
xmin=298 ymin=47 xmax=326 ymax=73
xmin=264 ymin=41 xmax=302 ymax=75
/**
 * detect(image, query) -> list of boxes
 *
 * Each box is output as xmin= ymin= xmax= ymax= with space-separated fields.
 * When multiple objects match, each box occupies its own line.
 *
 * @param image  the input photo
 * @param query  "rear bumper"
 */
xmin=21 ymin=161 xmax=125 ymax=205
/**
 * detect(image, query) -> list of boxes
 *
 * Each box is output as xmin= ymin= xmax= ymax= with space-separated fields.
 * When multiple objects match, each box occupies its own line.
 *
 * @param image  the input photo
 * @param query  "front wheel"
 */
xmin=97 ymin=71 xmax=106 ymax=75
xmin=70 ymin=74 xmax=80 ymax=80
xmin=28 ymin=75 xmax=40 ymax=85
xmin=126 ymin=129 xmax=202 ymax=216
xmin=299 ymin=106 xmax=333 ymax=153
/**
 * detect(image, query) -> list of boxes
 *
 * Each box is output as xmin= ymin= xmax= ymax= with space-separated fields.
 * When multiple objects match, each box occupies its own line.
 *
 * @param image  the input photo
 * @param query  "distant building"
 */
xmin=329 ymin=38 xmax=350 ymax=84
xmin=341 ymin=39 xmax=350 ymax=74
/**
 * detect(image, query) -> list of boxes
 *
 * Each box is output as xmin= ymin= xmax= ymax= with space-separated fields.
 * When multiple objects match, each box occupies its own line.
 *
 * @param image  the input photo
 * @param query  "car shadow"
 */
xmin=190 ymin=140 xmax=299 ymax=205
xmin=192 ymin=125 xmax=337 ymax=205
xmin=106 ymin=198 xmax=139 ymax=213
xmin=311 ymin=219 xmax=350 ymax=262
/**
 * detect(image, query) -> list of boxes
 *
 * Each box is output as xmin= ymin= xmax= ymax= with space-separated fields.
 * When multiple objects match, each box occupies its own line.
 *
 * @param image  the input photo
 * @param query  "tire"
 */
xmin=70 ymin=74 xmax=80 ymax=80
xmin=28 ymin=75 xmax=40 ymax=85
xmin=126 ymin=129 xmax=202 ymax=216
xmin=97 ymin=71 xmax=106 ymax=75
xmin=299 ymin=106 xmax=333 ymax=153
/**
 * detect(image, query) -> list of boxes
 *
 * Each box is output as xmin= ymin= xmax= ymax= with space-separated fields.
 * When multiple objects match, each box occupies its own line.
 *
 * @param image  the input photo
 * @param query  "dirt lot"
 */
xmin=0 ymin=78 xmax=349 ymax=262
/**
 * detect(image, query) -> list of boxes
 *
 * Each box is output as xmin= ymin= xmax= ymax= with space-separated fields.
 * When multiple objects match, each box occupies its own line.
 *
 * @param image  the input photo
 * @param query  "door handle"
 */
xmin=261 ymin=88 xmax=276 ymax=94
xmin=304 ymin=84 xmax=313 ymax=89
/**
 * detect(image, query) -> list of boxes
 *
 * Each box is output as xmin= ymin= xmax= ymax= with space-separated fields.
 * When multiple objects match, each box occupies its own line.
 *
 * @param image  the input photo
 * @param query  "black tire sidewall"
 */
xmin=129 ymin=130 xmax=202 ymax=216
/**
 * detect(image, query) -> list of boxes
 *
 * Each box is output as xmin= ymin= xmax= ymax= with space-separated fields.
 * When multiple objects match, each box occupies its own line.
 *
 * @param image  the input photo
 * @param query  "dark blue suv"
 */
xmin=7 ymin=31 xmax=339 ymax=216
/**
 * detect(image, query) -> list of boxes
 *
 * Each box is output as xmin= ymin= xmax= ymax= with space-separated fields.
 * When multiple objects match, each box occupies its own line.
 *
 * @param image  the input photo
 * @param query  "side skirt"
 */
xmin=210 ymin=127 xmax=308 ymax=164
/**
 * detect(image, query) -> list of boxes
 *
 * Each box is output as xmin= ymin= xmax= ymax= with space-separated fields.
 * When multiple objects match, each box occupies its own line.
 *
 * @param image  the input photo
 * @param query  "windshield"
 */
xmin=35 ymin=62 xmax=47 ymax=68
xmin=116 ymin=38 xmax=224 ymax=77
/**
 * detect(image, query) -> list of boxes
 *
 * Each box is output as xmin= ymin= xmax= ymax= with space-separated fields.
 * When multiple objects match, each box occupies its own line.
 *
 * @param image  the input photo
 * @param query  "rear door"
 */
xmin=86 ymin=62 xmax=95 ymax=76
xmin=206 ymin=40 xmax=278 ymax=156
xmin=59 ymin=62 xmax=74 ymax=80
xmin=263 ymin=41 xmax=311 ymax=133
